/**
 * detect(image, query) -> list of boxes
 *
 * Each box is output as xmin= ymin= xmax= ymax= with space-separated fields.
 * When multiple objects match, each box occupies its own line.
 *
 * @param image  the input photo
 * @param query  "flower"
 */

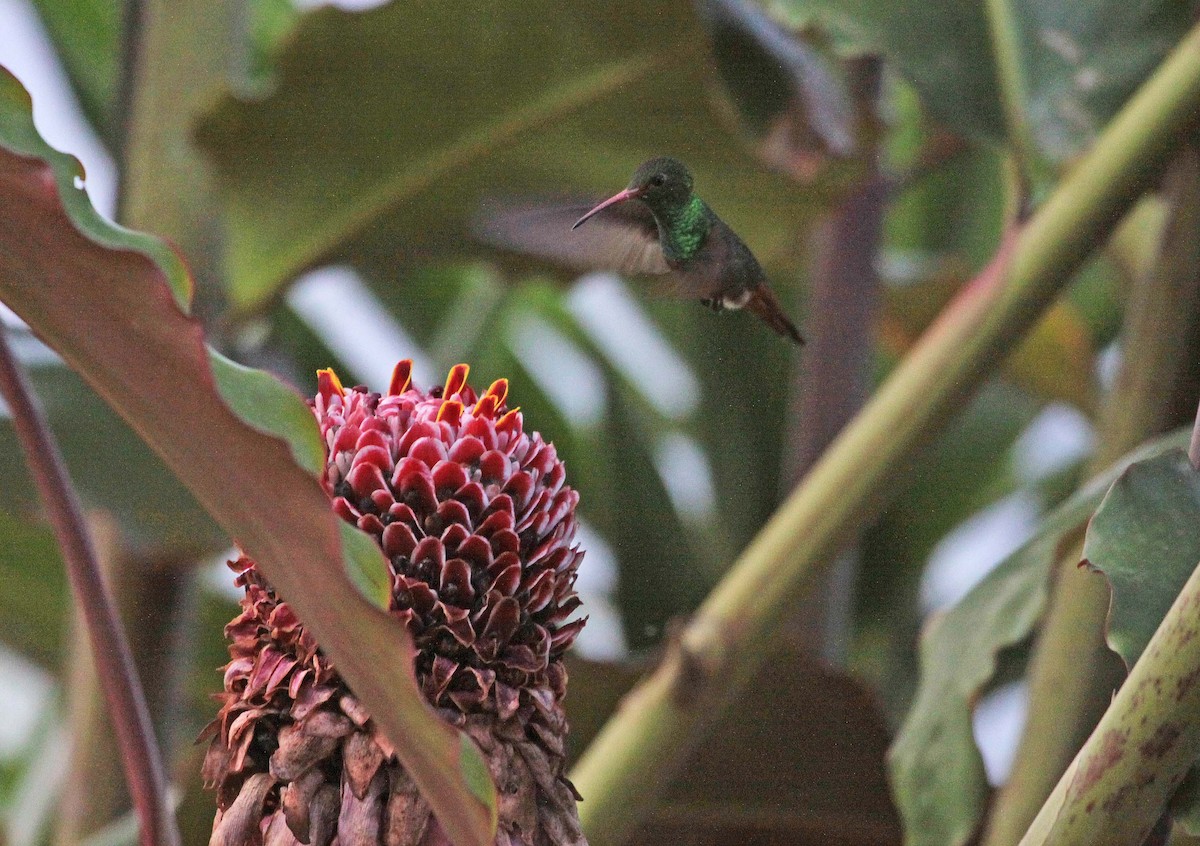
xmin=203 ymin=361 xmax=587 ymax=846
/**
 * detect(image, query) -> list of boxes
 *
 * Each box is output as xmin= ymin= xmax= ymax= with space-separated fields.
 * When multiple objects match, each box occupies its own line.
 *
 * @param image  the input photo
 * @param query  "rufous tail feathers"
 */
xmin=745 ymin=285 xmax=804 ymax=345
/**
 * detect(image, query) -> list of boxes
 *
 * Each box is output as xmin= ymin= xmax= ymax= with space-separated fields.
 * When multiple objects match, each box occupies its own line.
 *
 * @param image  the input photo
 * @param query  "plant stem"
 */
xmin=572 ymin=21 xmax=1200 ymax=846
xmin=58 ymin=530 xmax=198 ymax=845
xmin=111 ymin=0 xmax=145 ymax=207
xmin=786 ymin=168 xmax=888 ymax=660
xmin=984 ymin=143 xmax=1200 ymax=846
xmin=120 ymin=0 xmax=232 ymax=319
xmin=983 ymin=0 xmax=1038 ymax=202
xmin=1017 ymin=562 xmax=1200 ymax=845
xmin=0 ymin=327 xmax=179 ymax=846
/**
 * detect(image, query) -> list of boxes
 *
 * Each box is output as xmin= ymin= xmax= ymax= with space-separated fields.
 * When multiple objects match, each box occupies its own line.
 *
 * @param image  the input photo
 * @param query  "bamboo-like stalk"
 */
xmin=572 ymin=22 xmax=1200 ymax=846
xmin=984 ymin=145 xmax=1200 ymax=846
xmin=983 ymin=0 xmax=1039 ymax=199
xmin=1017 ymin=558 xmax=1200 ymax=843
xmin=0 ymin=327 xmax=180 ymax=846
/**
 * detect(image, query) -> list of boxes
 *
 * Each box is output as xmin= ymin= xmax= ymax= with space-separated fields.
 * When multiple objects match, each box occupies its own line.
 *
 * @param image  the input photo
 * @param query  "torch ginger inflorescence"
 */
xmin=203 ymin=361 xmax=588 ymax=846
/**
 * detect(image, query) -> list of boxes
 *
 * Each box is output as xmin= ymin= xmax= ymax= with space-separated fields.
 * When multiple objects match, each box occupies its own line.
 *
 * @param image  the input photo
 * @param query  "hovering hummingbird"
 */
xmin=475 ymin=157 xmax=804 ymax=344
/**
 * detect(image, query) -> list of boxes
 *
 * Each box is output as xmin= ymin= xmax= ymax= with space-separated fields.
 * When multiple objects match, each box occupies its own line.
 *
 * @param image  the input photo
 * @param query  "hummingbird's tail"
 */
xmin=745 ymin=284 xmax=805 ymax=345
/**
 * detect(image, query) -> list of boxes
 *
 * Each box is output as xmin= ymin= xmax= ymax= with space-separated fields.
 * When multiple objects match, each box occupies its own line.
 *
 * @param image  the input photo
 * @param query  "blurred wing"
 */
xmin=472 ymin=198 xmax=671 ymax=276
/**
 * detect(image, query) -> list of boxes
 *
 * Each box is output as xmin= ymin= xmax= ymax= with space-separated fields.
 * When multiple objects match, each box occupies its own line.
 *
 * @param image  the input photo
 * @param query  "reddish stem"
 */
xmin=0 ymin=326 xmax=179 ymax=846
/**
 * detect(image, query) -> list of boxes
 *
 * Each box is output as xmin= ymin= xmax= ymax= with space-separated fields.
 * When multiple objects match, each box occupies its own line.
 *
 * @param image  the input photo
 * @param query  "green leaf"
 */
xmin=0 ymin=510 xmax=66 ymax=668
xmin=0 ymin=359 xmax=223 ymax=552
xmin=195 ymin=0 xmax=820 ymax=312
xmin=1083 ymin=448 xmax=1200 ymax=667
xmin=1081 ymin=447 xmax=1200 ymax=834
xmin=0 ymin=67 xmax=496 ymax=846
xmin=28 ymin=0 xmax=119 ymax=140
xmin=243 ymin=0 xmax=301 ymax=90
xmin=696 ymin=0 xmax=856 ymax=168
xmin=1020 ymin=459 xmax=1200 ymax=844
xmin=208 ymin=350 xmax=324 ymax=475
xmin=858 ymin=381 xmax=1035 ymax=708
xmin=1016 ymin=0 xmax=1199 ymax=163
xmin=768 ymin=0 xmax=1003 ymax=139
xmin=888 ymin=428 xmax=1190 ymax=846
xmin=769 ymin=0 xmax=1195 ymax=162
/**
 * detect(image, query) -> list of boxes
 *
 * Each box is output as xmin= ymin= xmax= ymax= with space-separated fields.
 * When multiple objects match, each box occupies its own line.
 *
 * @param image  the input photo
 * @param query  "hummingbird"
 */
xmin=475 ymin=157 xmax=804 ymax=344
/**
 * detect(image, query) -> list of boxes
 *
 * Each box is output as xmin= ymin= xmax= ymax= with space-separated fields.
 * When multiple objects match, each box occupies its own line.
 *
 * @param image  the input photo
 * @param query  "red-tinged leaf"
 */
xmin=0 ymin=68 xmax=495 ymax=846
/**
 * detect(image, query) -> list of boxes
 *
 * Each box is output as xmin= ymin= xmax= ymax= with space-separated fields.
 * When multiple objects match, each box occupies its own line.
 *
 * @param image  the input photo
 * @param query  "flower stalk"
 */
xmin=0 ymin=325 xmax=179 ymax=846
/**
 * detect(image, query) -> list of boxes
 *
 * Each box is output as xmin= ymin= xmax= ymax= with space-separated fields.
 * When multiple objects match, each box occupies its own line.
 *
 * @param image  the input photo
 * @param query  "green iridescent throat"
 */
xmin=659 ymin=195 xmax=710 ymax=262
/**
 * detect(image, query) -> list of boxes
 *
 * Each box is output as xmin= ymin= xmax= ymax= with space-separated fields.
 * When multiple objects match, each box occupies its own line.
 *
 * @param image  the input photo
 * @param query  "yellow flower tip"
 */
xmin=388 ymin=359 xmax=413 ymax=397
xmin=436 ymin=398 xmax=464 ymax=426
xmin=473 ymin=394 xmax=499 ymax=418
xmin=316 ymin=368 xmax=345 ymax=400
xmin=444 ymin=363 xmax=470 ymax=398
xmin=496 ymin=407 xmax=521 ymax=433
xmin=484 ymin=378 xmax=509 ymax=406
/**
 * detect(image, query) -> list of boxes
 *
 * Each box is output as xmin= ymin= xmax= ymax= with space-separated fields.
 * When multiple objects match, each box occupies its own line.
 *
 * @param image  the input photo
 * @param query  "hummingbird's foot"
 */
xmin=700 ymin=297 xmax=724 ymax=313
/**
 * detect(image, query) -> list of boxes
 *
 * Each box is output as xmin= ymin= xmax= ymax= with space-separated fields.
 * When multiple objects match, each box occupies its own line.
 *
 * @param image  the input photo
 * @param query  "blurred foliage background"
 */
xmin=1 ymin=0 xmax=1200 ymax=844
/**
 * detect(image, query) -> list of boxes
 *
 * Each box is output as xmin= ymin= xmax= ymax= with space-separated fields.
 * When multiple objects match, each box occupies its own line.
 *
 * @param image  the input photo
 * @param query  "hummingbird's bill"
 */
xmin=571 ymin=187 xmax=643 ymax=229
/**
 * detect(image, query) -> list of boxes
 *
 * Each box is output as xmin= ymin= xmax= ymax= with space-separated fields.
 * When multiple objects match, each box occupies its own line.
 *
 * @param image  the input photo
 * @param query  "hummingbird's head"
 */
xmin=571 ymin=156 xmax=695 ymax=230
xmin=627 ymin=157 xmax=694 ymax=210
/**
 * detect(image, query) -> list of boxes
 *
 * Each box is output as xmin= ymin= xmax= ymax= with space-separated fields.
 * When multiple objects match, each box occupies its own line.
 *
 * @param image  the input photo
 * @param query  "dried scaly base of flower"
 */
xmin=202 ymin=361 xmax=588 ymax=846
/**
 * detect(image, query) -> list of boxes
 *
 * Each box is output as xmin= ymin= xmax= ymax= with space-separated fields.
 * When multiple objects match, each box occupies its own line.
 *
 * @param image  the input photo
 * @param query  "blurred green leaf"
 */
xmin=888 ymin=428 xmax=1190 ymax=846
xmin=195 ymin=0 xmax=820 ymax=312
xmin=767 ymin=0 xmax=1002 ymax=139
xmin=884 ymin=143 xmax=1007 ymax=269
xmin=696 ymin=0 xmax=857 ymax=179
xmin=1006 ymin=302 xmax=1097 ymax=413
xmin=1083 ymin=448 xmax=1200 ymax=668
xmin=857 ymin=381 xmax=1035 ymax=710
xmin=0 ymin=359 xmax=222 ymax=552
xmin=0 ymin=67 xmax=497 ymax=846
xmin=769 ymin=0 xmax=1196 ymax=164
xmin=29 ymin=0 xmax=119 ymax=141
xmin=1081 ymin=447 xmax=1200 ymax=833
xmin=1017 ymin=0 xmax=1200 ymax=163
xmin=243 ymin=0 xmax=300 ymax=90
xmin=0 ymin=697 xmax=65 ymax=846
xmin=0 ymin=511 xmax=65 ymax=669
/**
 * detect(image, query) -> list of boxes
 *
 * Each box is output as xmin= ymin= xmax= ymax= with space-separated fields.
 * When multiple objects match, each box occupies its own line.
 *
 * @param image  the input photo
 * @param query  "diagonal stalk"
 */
xmin=984 ymin=144 xmax=1200 ymax=846
xmin=0 ymin=326 xmax=179 ymax=846
xmin=1018 ymin=544 xmax=1200 ymax=843
xmin=571 ymin=21 xmax=1200 ymax=846
xmin=983 ymin=0 xmax=1041 ymax=199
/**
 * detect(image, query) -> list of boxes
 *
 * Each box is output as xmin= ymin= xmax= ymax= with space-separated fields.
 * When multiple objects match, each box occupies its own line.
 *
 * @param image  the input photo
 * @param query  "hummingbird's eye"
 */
xmin=649 ymin=174 xmax=666 ymax=187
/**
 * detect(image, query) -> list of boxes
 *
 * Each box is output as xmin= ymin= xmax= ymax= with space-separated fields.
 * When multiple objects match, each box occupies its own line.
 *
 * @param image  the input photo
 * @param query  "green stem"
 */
xmin=1018 ymin=562 xmax=1200 ymax=845
xmin=120 ymin=0 xmax=232 ymax=317
xmin=984 ymin=0 xmax=1037 ymax=201
xmin=571 ymin=22 xmax=1200 ymax=846
xmin=984 ymin=145 xmax=1200 ymax=846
